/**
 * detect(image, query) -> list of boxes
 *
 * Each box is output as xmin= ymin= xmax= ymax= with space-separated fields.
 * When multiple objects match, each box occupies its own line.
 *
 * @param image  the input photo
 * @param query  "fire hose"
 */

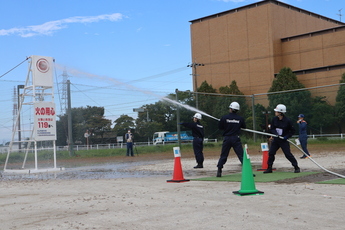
xmin=241 ymin=128 xmax=345 ymax=179
xmin=190 ymin=111 xmax=344 ymax=178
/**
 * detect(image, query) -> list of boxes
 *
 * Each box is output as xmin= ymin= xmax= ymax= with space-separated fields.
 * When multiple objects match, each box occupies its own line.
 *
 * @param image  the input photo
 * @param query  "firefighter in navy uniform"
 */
xmin=180 ymin=113 xmax=205 ymax=168
xmin=216 ymin=102 xmax=246 ymax=177
xmin=264 ymin=104 xmax=300 ymax=173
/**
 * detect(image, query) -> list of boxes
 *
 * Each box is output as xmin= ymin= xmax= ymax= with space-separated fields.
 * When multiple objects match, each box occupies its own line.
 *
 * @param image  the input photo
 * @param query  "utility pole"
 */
xmin=176 ymin=89 xmax=181 ymax=149
xmin=187 ymin=62 xmax=204 ymax=109
xmin=67 ymin=80 xmax=74 ymax=156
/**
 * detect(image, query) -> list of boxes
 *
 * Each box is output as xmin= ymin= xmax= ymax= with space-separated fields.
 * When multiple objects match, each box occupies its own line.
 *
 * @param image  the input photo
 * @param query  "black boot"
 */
xmin=216 ymin=168 xmax=222 ymax=177
xmin=294 ymin=166 xmax=300 ymax=173
xmin=194 ymin=164 xmax=203 ymax=169
xmin=263 ymin=166 xmax=273 ymax=174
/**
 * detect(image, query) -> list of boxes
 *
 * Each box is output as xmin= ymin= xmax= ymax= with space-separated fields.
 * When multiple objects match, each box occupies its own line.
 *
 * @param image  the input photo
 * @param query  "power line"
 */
xmin=0 ymin=57 xmax=29 ymax=79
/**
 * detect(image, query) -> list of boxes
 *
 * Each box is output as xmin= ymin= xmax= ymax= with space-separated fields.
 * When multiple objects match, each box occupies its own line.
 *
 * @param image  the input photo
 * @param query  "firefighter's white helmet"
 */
xmin=229 ymin=102 xmax=240 ymax=111
xmin=274 ymin=104 xmax=287 ymax=113
xmin=193 ymin=113 xmax=202 ymax=120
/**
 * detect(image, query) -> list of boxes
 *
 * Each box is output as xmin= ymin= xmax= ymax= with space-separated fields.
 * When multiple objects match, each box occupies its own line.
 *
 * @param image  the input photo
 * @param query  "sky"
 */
xmin=0 ymin=0 xmax=344 ymax=144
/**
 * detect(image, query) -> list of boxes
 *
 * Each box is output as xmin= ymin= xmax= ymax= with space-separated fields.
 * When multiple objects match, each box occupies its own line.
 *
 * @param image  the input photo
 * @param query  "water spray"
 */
xmin=162 ymin=97 xmax=220 ymax=121
xmin=56 ymin=63 xmax=221 ymax=120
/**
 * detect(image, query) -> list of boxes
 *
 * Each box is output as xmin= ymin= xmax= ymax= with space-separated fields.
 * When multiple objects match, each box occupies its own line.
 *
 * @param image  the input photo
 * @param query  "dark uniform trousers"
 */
xmin=267 ymin=138 xmax=298 ymax=167
xmin=217 ymin=136 xmax=243 ymax=168
xmin=299 ymin=135 xmax=310 ymax=156
xmin=193 ymin=137 xmax=204 ymax=165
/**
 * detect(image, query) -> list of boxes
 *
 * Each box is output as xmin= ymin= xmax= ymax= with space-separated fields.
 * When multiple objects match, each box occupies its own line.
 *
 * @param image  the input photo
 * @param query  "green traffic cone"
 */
xmin=233 ymin=144 xmax=264 ymax=196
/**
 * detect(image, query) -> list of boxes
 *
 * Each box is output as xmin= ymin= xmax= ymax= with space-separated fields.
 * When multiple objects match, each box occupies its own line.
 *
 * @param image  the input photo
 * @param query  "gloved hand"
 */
xmin=283 ymin=136 xmax=288 ymax=140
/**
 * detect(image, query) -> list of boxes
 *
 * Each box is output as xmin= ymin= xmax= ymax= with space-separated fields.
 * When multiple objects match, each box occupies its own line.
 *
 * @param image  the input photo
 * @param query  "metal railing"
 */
xmin=56 ymin=138 xmax=219 ymax=151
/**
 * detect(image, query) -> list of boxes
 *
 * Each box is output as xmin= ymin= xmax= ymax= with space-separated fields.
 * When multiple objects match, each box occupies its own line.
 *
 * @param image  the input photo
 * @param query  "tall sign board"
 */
xmin=31 ymin=55 xmax=54 ymax=87
xmin=34 ymin=101 xmax=57 ymax=141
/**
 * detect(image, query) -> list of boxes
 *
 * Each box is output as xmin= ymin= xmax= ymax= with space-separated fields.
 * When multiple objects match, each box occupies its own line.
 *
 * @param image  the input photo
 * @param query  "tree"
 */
xmin=113 ymin=114 xmax=135 ymax=139
xmin=196 ymin=81 xmax=218 ymax=137
xmin=334 ymin=73 xmax=345 ymax=133
xmin=216 ymin=80 xmax=248 ymax=119
xmin=135 ymin=121 xmax=163 ymax=142
xmin=134 ymin=95 xmax=179 ymax=142
xmin=245 ymin=103 xmax=267 ymax=132
xmin=268 ymin=67 xmax=312 ymax=121
xmin=134 ymin=102 xmax=168 ymax=142
xmin=197 ymin=81 xmax=217 ymax=114
xmin=56 ymin=115 xmax=68 ymax=146
xmin=56 ymin=106 xmax=112 ymax=145
xmin=309 ymin=96 xmax=335 ymax=134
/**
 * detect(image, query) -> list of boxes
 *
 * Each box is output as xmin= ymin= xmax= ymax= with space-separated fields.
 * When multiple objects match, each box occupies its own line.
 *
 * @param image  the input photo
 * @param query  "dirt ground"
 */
xmin=0 ymin=145 xmax=345 ymax=230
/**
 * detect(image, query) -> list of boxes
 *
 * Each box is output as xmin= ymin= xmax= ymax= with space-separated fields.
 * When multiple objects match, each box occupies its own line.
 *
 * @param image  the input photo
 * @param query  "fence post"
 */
xmin=251 ymin=95 xmax=256 ymax=142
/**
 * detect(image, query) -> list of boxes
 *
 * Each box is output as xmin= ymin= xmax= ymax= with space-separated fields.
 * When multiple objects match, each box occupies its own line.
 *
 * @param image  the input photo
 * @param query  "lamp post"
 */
xmin=187 ymin=62 xmax=204 ymax=109
xmin=143 ymin=107 xmax=150 ymax=144
xmin=142 ymin=106 xmax=149 ymax=122
xmin=17 ymin=84 xmax=25 ymax=151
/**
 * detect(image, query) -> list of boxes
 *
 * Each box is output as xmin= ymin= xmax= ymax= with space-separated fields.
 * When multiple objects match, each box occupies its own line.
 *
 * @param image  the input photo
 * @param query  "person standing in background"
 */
xmin=297 ymin=114 xmax=311 ymax=159
xmin=125 ymin=129 xmax=134 ymax=156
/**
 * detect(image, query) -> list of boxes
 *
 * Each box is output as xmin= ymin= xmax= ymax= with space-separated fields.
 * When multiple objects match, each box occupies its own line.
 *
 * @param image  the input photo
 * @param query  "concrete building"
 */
xmin=189 ymin=0 xmax=345 ymax=98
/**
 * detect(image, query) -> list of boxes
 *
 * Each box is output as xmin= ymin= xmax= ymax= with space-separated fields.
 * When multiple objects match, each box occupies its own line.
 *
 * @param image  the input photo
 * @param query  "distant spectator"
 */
xmin=125 ymin=129 xmax=134 ymax=156
xmin=297 ymin=114 xmax=310 ymax=159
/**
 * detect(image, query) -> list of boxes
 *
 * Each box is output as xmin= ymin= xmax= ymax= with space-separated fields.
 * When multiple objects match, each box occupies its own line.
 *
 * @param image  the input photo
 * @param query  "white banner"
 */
xmin=34 ymin=101 xmax=57 ymax=141
xmin=31 ymin=55 xmax=54 ymax=87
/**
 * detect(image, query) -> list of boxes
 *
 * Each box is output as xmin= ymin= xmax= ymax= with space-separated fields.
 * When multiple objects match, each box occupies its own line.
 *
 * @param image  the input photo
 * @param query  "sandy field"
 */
xmin=1 ymin=148 xmax=345 ymax=230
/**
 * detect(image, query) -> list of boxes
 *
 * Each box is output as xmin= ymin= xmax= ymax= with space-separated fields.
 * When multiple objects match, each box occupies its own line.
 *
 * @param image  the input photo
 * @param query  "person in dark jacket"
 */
xmin=264 ymin=104 xmax=300 ymax=173
xmin=297 ymin=114 xmax=311 ymax=159
xmin=125 ymin=129 xmax=134 ymax=156
xmin=180 ymin=113 xmax=205 ymax=168
xmin=216 ymin=102 xmax=246 ymax=177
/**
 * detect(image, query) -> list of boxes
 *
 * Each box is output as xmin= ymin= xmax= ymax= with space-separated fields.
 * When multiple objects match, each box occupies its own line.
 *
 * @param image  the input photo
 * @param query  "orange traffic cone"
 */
xmin=233 ymin=145 xmax=264 ymax=196
xmin=167 ymin=147 xmax=190 ymax=183
xmin=257 ymin=142 xmax=275 ymax=171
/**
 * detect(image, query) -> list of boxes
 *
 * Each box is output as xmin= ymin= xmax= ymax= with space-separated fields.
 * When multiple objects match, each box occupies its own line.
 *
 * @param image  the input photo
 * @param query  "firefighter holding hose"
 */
xmin=216 ymin=102 xmax=246 ymax=177
xmin=180 ymin=113 xmax=205 ymax=169
xmin=264 ymin=104 xmax=300 ymax=173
